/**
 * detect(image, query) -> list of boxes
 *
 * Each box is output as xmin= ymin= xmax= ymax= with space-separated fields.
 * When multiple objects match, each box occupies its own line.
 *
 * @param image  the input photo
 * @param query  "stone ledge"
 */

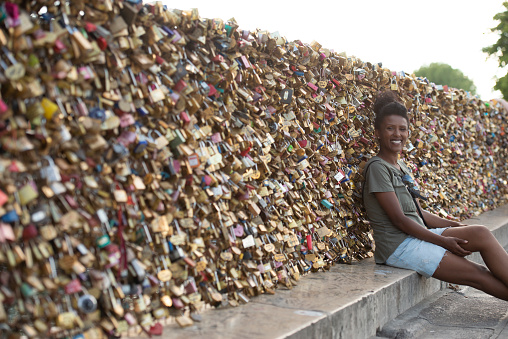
xmin=129 ymin=204 xmax=508 ymax=339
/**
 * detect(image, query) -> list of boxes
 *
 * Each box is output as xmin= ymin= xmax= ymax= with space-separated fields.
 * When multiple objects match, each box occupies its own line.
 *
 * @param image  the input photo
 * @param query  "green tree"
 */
xmin=414 ymin=63 xmax=477 ymax=94
xmin=483 ymin=2 xmax=508 ymax=100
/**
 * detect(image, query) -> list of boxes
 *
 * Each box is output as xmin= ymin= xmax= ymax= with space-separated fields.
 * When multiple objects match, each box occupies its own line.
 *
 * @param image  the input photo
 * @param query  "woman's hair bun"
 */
xmin=373 ymin=91 xmax=402 ymax=114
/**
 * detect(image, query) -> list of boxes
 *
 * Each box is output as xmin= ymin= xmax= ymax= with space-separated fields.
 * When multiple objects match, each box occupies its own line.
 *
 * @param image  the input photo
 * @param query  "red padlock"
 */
xmin=207 ymin=84 xmax=217 ymax=97
xmin=212 ymin=55 xmax=224 ymax=63
xmin=64 ymin=279 xmax=83 ymax=295
xmin=22 ymin=224 xmax=38 ymax=241
xmin=155 ymin=55 xmax=165 ymax=65
xmin=298 ymin=140 xmax=309 ymax=148
xmin=306 ymin=234 xmax=313 ymax=251
xmin=149 ymin=323 xmax=163 ymax=336
xmin=84 ymin=22 xmax=97 ymax=33
xmin=53 ymin=39 xmax=67 ymax=54
xmin=240 ymin=146 xmax=251 ymax=157
xmin=172 ymin=297 xmax=184 ymax=309
xmin=174 ymin=79 xmax=187 ymax=93
xmin=97 ymin=37 xmax=108 ymax=51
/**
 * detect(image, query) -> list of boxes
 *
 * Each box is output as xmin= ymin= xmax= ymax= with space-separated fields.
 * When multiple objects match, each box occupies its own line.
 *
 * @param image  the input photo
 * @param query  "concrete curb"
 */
xmin=129 ymin=205 xmax=508 ymax=339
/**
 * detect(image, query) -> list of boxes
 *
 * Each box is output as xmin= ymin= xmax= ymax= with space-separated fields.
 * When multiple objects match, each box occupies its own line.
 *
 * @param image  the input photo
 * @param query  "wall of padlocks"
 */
xmin=0 ymin=0 xmax=507 ymax=337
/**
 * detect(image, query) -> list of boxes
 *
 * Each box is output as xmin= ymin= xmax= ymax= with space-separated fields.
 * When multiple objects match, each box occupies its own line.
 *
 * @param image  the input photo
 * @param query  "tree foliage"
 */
xmin=483 ymin=1 xmax=508 ymax=100
xmin=414 ymin=63 xmax=476 ymax=94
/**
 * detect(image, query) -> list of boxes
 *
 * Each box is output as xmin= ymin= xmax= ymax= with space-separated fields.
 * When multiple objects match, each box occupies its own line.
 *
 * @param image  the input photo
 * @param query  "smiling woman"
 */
xmin=362 ymin=91 xmax=508 ymax=301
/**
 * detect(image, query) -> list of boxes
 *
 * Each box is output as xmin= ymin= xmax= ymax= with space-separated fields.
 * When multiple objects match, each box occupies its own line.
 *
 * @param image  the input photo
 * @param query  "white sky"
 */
xmin=170 ymin=0 xmax=507 ymax=100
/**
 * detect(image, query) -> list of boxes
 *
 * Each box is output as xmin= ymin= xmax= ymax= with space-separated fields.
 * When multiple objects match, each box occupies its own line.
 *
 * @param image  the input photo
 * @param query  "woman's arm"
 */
xmin=420 ymin=209 xmax=466 ymax=228
xmin=415 ymin=199 xmax=467 ymax=228
xmin=375 ymin=191 xmax=471 ymax=256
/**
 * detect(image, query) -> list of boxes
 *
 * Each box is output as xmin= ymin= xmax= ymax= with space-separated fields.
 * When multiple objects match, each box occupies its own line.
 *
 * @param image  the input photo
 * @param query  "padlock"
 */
xmin=149 ymin=83 xmax=166 ymax=103
xmin=40 ymin=156 xmax=61 ymax=183
xmin=78 ymin=294 xmax=98 ymax=314
xmin=150 ymin=130 xmax=169 ymax=150
xmin=17 ymin=175 xmax=38 ymax=206
xmin=170 ymin=246 xmax=185 ymax=262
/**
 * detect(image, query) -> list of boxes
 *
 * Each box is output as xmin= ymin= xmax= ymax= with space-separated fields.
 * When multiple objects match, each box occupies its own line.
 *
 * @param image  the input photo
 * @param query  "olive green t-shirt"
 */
xmin=363 ymin=156 xmax=426 ymax=264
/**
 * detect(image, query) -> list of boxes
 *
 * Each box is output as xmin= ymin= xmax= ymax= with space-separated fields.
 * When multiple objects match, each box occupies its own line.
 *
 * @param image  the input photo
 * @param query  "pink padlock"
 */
xmin=172 ymin=159 xmax=181 ymax=173
xmin=208 ymin=84 xmax=217 ymax=97
xmin=65 ymin=194 xmax=79 ymax=209
xmin=78 ymin=66 xmax=93 ymax=80
xmin=117 ymin=130 xmax=137 ymax=146
xmin=180 ymin=111 xmax=190 ymax=124
xmin=203 ymin=175 xmax=213 ymax=186
xmin=124 ymin=312 xmax=137 ymax=325
xmin=5 ymin=2 xmax=19 ymax=19
xmin=64 ymin=279 xmax=83 ymax=295
xmin=241 ymin=55 xmax=251 ymax=68
xmin=307 ymin=82 xmax=318 ymax=91
xmin=76 ymin=98 xmax=89 ymax=116
xmin=233 ymin=224 xmax=244 ymax=237
xmin=171 ymin=31 xmax=182 ymax=43
xmin=120 ymin=114 xmax=135 ymax=127
xmin=211 ymin=132 xmax=222 ymax=143
xmin=174 ymin=79 xmax=187 ymax=93
xmin=0 ymin=99 xmax=8 ymax=115
xmin=324 ymin=103 xmax=335 ymax=112
xmin=0 ymin=223 xmax=15 ymax=243
xmin=169 ymin=92 xmax=180 ymax=103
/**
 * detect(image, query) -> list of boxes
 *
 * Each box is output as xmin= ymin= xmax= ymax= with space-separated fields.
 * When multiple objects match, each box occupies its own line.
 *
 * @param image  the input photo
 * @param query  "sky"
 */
xmin=169 ymin=0 xmax=507 ymax=101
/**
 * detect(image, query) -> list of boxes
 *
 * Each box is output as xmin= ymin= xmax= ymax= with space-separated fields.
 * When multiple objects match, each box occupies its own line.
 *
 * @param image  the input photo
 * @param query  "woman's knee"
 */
xmin=469 ymin=225 xmax=493 ymax=242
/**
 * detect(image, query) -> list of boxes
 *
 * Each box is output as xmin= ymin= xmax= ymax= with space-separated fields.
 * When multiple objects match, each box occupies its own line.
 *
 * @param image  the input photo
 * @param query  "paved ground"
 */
xmin=373 ymin=285 xmax=508 ymax=339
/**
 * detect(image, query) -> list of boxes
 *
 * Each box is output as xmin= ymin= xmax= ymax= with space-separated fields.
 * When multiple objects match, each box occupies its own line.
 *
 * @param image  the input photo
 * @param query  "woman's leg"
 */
xmin=442 ymin=226 xmax=508 ymax=287
xmin=433 ymin=251 xmax=508 ymax=300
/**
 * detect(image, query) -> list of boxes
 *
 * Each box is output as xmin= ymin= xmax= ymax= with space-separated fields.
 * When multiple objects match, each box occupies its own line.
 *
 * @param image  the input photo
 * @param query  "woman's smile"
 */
xmin=376 ymin=115 xmax=409 ymax=155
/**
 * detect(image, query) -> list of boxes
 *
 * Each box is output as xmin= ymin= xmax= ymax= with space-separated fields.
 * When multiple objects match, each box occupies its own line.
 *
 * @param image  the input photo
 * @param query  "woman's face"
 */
xmin=375 ymin=115 xmax=409 ymax=154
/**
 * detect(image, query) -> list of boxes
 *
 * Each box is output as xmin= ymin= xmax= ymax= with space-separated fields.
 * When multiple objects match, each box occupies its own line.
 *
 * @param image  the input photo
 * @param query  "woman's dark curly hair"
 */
xmin=373 ymin=91 xmax=409 ymax=130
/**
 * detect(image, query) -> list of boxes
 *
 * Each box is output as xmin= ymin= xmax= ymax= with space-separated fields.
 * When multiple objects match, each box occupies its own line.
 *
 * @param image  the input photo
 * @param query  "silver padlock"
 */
xmin=59 ymin=124 xmax=72 ymax=143
xmin=77 ymin=294 xmax=98 ymax=314
xmin=40 ymin=156 xmax=61 ymax=182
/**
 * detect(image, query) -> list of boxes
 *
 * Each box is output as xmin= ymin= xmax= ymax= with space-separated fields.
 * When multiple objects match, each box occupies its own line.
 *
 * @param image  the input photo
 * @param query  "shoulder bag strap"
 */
xmin=398 ymin=163 xmax=429 ymax=228
xmin=361 ymin=159 xmax=381 ymax=202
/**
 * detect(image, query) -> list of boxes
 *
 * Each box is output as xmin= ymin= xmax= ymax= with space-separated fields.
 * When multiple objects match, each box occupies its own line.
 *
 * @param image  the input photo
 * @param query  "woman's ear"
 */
xmin=374 ymin=130 xmax=380 ymax=140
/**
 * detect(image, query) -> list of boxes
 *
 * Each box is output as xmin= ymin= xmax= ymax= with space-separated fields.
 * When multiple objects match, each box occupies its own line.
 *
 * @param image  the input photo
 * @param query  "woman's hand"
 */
xmin=439 ymin=236 xmax=472 ymax=257
xmin=449 ymin=220 xmax=468 ymax=227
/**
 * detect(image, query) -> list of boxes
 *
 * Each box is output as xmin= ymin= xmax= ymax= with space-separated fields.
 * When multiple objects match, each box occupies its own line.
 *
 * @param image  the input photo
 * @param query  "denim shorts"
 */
xmin=385 ymin=228 xmax=449 ymax=278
